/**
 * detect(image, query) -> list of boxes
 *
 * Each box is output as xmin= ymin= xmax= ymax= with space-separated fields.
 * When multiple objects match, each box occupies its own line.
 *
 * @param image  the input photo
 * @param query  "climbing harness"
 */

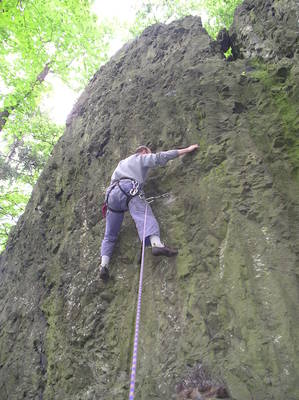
xmin=102 ymin=177 xmax=169 ymax=218
xmin=102 ymin=178 xmax=141 ymax=217
xmin=129 ymin=202 xmax=148 ymax=400
xmin=117 ymin=178 xmax=140 ymax=201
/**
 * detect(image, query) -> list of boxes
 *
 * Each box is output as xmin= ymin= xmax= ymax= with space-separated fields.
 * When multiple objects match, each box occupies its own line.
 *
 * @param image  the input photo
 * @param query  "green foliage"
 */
xmin=0 ymin=0 xmax=111 ymax=94
xmin=224 ymin=46 xmax=232 ymax=59
xmin=0 ymin=187 xmax=29 ymax=249
xmin=0 ymin=0 xmax=112 ymax=251
xmin=202 ymin=0 xmax=242 ymax=38
xmin=0 ymin=110 xmax=64 ymax=250
xmin=2 ymin=109 xmax=64 ymax=182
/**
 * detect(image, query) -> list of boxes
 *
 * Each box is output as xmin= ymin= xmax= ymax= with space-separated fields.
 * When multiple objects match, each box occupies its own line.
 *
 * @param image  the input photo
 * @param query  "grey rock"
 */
xmin=0 ymin=4 xmax=299 ymax=400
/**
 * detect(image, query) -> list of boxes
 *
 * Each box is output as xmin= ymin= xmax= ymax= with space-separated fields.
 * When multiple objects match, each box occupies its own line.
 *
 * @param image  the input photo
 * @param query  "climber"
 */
xmin=99 ymin=144 xmax=199 ymax=280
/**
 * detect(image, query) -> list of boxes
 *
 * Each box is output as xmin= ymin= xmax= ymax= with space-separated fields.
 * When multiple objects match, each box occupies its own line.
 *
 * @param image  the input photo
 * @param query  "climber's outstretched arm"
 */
xmin=177 ymin=144 xmax=199 ymax=156
xmin=138 ymin=144 xmax=199 ymax=168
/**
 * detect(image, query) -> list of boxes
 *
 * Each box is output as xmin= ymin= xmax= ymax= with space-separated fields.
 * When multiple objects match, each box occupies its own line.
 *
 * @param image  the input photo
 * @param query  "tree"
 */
xmin=0 ymin=0 xmax=112 ymax=132
xmin=0 ymin=0 xmax=113 ymax=251
xmin=0 ymin=110 xmax=64 ymax=250
xmin=202 ymin=0 xmax=242 ymax=37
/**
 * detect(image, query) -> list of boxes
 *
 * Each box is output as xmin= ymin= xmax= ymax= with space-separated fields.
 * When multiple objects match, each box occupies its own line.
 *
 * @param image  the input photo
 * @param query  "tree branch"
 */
xmin=0 ymin=62 xmax=52 ymax=132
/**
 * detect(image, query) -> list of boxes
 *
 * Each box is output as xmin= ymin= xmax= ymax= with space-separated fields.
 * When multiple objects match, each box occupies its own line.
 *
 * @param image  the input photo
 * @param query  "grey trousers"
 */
xmin=101 ymin=181 xmax=160 ymax=258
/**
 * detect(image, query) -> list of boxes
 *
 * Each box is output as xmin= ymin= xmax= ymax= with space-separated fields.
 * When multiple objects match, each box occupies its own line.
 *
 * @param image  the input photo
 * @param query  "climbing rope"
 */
xmin=129 ymin=202 xmax=148 ymax=400
xmin=128 ymin=192 xmax=170 ymax=399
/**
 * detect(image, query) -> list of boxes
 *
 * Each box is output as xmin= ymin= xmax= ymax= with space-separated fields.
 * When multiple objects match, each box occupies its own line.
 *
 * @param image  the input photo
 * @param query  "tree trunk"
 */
xmin=0 ymin=62 xmax=51 ymax=132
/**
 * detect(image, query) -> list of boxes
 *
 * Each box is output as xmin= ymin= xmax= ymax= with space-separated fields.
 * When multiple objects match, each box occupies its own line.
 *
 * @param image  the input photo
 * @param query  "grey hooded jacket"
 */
xmin=110 ymin=150 xmax=179 ymax=186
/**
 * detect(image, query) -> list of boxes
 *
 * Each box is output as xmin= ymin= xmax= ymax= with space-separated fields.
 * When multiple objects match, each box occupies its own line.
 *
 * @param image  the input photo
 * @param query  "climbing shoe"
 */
xmin=152 ymin=245 xmax=178 ymax=257
xmin=99 ymin=266 xmax=109 ymax=281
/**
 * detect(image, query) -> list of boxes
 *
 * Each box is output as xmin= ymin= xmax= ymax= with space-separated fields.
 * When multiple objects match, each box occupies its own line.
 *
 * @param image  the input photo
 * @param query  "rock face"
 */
xmin=0 ymin=1 xmax=298 ymax=399
xmin=229 ymin=0 xmax=298 ymax=60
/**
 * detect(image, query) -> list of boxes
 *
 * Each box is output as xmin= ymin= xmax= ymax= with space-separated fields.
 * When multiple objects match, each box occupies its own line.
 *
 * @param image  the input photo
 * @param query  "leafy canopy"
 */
xmin=0 ymin=0 xmax=112 ymax=250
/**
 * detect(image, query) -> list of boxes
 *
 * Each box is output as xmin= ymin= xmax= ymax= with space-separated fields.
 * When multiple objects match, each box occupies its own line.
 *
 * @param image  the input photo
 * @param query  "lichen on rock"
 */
xmin=0 ymin=1 xmax=299 ymax=399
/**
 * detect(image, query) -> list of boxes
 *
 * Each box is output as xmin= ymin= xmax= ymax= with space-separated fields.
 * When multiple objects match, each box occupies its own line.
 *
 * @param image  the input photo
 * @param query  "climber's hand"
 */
xmin=177 ymin=144 xmax=199 ymax=156
xmin=187 ymin=144 xmax=199 ymax=152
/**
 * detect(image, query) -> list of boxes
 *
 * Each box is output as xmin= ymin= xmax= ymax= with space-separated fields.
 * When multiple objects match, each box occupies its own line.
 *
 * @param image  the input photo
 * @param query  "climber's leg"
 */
xmin=100 ymin=209 xmax=124 ymax=281
xmin=128 ymin=196 xmax=178 ymax=257
xmin=128 ymin=196 xmax=160 ymax=244
xmin=101 ymin=210 xmax=124 ymax=261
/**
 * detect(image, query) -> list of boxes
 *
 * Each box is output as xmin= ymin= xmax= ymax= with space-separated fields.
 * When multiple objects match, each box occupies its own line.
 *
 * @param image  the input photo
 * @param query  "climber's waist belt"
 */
xmin=106 ymin=178 xmax=140 ymax=213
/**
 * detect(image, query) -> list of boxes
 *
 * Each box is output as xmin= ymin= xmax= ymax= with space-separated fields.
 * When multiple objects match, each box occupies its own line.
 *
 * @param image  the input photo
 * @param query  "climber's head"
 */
xmin=135 ymin=145 xmax=151 ymax=155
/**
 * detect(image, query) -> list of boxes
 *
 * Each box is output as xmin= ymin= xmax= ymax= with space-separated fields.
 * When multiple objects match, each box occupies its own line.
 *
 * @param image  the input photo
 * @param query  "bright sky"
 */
xmin=91 ymin=0 xmax=137 ymax=54
xmin=92 ymin=0 xmax=136 ymax=23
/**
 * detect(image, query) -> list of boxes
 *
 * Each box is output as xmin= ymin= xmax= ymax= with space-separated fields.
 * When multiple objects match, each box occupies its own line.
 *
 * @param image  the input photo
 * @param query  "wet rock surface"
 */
xmin=0 ymin=1 xmax=299 ymax=399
